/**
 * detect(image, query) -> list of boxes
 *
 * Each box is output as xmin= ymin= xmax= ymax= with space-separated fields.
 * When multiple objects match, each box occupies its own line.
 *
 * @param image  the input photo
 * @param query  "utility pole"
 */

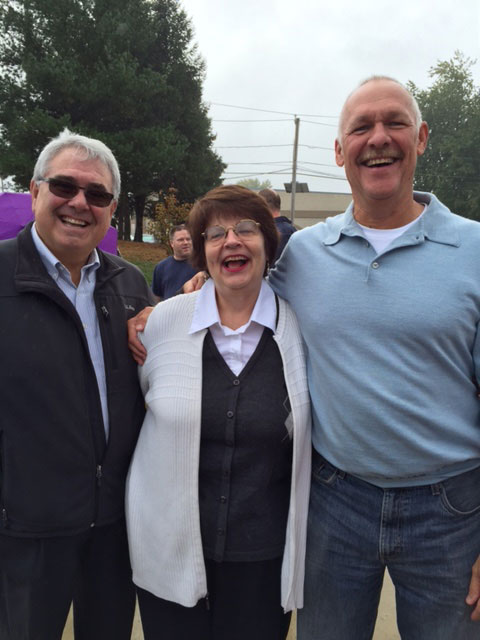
xmin=290 ymin=116 xmax=300 ymax=224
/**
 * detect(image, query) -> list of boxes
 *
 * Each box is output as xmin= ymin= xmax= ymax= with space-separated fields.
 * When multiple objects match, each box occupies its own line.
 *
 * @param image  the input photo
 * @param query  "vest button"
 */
xmin=227 ymin=410 xmax=234 ymax=418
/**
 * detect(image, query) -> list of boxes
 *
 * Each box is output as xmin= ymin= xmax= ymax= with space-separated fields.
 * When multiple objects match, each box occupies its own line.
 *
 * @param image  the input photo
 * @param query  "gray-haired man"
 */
xmin=0 ymin=129 xmax=153 ymax=640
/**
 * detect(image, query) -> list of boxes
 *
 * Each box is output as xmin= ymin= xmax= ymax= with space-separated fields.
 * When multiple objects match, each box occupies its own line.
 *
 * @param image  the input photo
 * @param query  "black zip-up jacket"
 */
xmin=0 ymin=224 xmax=154 ymax=537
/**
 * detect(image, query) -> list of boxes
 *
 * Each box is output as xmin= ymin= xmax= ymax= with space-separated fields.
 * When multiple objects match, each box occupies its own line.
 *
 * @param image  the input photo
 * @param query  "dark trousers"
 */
xmin=137 ymin=557 xmax=292 ymax=640
xmin=0 ymin=520 xmax=135 ymax=640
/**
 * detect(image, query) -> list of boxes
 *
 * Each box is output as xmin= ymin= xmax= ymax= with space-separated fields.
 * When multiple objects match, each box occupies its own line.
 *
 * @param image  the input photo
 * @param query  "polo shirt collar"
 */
xmin=322 ymin=191 xmax=460 ymax=248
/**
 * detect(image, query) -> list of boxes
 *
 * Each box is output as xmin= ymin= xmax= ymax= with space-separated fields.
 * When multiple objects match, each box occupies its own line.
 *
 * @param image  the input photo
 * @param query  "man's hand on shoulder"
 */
xmin=466 ymin=554 xmax=480 ymax=620
xmin=127 ymin=306 xmax=155 ymax=365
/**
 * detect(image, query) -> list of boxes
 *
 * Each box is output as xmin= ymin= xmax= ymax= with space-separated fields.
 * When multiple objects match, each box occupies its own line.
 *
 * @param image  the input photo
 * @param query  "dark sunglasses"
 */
xmin=38 ymin=178 xmax=114 ymax=207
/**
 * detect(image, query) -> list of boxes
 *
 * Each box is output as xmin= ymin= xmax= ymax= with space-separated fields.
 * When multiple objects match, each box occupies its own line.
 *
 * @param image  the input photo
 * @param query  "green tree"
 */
xmin=236 ymin=178 xmax=272 ymax=190
xmin=0 ymin=0 xmax=225 ymax=240
xmin=408 ymin=51 xmax=480 ymax=221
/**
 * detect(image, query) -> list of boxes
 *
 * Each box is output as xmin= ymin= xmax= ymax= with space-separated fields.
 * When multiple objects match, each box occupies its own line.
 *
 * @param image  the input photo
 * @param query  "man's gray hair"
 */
xmin=32 ymin=128 xmax=121 ymax=199
xmin=337 ymin=75 xmax=423 ymax=143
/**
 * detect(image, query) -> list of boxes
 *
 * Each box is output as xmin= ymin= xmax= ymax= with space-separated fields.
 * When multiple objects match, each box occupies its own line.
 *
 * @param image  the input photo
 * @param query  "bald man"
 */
xmin=269 ymin=76 xmax=480 ymax=640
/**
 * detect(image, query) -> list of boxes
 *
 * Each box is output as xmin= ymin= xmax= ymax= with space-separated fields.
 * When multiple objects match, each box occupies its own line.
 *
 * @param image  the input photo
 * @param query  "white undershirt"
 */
xmin=356 ymin=204 xmax=427 ymax=254
xmin=189 ymin=278 xmax=277 ymax=375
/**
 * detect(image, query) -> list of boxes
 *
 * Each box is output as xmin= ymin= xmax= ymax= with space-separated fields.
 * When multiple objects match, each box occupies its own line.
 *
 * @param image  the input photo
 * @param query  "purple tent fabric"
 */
xmin=0 ymin=192 xmax=118 ymax=254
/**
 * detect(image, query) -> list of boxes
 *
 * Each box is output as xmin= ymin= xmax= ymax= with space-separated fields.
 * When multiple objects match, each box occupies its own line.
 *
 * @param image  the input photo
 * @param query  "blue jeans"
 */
xmin=297 ymin=451 xmax=480 ymax=640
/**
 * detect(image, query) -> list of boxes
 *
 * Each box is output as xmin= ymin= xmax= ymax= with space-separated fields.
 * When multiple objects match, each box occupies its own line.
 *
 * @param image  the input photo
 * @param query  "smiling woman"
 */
xmin=188 ymin=186 xmax=278 ymax=328
xmin=125 ymin=185 xmax=312 ymax=640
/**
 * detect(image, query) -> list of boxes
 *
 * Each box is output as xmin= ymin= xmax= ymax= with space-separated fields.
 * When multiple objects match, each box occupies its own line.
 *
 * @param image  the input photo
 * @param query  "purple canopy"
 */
xmin=0 ymin=192 xmax=118 ymax=254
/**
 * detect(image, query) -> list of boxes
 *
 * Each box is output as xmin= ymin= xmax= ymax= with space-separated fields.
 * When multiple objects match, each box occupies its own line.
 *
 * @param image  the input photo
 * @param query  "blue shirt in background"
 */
xmin=152 ymin=255 xmax=197 ymax=300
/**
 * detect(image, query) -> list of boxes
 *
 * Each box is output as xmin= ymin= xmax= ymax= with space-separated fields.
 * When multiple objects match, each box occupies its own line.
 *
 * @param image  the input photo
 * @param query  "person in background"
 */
xmin=258 ymin=188 xmax=296 ymax=265
xmin=0 ymin=129 xmax=154 ymax=640
xmin=151 ymin=223 xmax=196 ymax=300
xmin=126 ymin=185 xmax=311 ymax=640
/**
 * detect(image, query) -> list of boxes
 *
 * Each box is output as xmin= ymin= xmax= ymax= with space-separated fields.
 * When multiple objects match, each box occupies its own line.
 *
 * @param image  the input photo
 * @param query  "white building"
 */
xmin=277 ymin=190 xmax=352 ymax=228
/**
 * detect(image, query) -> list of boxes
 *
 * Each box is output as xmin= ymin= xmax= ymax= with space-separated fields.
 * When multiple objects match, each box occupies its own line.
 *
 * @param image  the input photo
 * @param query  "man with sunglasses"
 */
xmin=0 ymin=128 xmax=154 ymax=640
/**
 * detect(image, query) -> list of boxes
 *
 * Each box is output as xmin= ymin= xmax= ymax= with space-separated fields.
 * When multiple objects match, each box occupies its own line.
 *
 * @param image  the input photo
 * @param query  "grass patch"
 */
xmin=118 ymin=240 xmax=167 ymax=286
xmin=129 ymin=259 xmax=156 ymax=285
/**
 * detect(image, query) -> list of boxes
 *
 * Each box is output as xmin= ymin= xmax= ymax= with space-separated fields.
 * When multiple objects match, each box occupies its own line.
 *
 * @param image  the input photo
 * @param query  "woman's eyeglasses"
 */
xmin=202 ymin=220 xmax=261 ymax=244
xmin=38 ymin=178 xmax=114 ymax=207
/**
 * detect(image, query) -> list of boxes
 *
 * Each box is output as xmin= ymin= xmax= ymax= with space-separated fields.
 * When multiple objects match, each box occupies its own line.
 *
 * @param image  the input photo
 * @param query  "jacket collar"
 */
xmin=14 ymin=222 xmax=124 ymax=290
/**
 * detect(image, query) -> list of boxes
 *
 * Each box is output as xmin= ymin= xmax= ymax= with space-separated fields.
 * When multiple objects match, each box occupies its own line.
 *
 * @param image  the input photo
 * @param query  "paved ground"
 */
xmin=62 ymin=572 xmax=399 ymax=639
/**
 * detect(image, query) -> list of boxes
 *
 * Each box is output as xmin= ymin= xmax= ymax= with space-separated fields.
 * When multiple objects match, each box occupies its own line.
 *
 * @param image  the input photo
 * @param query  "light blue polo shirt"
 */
xmin=269 ymin=192 xmax=480 ymax=487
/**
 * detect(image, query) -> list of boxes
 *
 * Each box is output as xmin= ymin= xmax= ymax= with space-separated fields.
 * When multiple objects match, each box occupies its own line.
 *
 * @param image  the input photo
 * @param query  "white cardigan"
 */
xmin=125 ymin=290 xmax=311 ymax=612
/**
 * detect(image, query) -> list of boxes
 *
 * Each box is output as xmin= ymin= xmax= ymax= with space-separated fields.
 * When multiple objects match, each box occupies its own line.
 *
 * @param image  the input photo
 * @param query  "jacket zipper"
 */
xmin=0 ymin=435 xmax=6 ymax=528
xmin=99 ymin=303 xmax=118 ymax=369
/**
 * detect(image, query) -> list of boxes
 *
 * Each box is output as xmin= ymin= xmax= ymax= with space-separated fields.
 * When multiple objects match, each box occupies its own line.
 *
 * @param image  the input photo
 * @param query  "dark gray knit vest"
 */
xmin=199 ymin=328 xmax=293 ymax=562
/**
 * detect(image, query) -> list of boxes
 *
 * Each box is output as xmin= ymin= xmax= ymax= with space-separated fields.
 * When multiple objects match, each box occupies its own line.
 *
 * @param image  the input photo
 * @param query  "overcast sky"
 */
xmin=180 ymin=0 xmax=480 ymax=194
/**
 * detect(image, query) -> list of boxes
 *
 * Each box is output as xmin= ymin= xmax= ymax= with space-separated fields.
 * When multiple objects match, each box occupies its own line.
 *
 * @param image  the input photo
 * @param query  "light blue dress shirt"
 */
xmin=31 ymin=224 xmax=109 ymax=439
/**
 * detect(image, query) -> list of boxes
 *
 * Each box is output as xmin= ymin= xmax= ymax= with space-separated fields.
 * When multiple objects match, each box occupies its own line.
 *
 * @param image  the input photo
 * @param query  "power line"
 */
xmin=226 ymin=161 xmax=294 ymax=165
xmin=227 ymin=160 xmax=340 ymax=168
xmin=213 ymin=118 xmax=291 ymax=123
xmin=223 ymin=169 xmax=346 ymax=179
xmin=215 ymin=143 xmax=333 ymax=150
xmin=216 ymin=144 xmax=293 ymax=149
xmin=302 ymin=119 xmax=337 ymax=128
xmin=297 ymin=172 xmax=348 ymax=181
xmin=222 ymin=167 xmax=298 ymax=178
xmin=210 ymin=101 xmax=338 ymax=119
xmin=221 ymin=169 xmax=348 ymax=182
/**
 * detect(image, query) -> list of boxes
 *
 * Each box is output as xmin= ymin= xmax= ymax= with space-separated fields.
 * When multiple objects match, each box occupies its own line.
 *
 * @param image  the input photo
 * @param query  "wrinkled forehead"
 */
xmin=340 ymin=80 xmax=416 ymax=134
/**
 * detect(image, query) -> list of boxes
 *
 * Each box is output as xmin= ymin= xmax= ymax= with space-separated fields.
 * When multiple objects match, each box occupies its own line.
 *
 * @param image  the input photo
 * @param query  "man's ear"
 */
xmin=30 ymin=179 xmax=39 ymax=214
xmin=335 ymin=139 xmax=345 ymax=167
xmin=416 ymin=121 xmax=429 ymax=157
xmin=108 ymin=199 xmax=117 ymax=223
